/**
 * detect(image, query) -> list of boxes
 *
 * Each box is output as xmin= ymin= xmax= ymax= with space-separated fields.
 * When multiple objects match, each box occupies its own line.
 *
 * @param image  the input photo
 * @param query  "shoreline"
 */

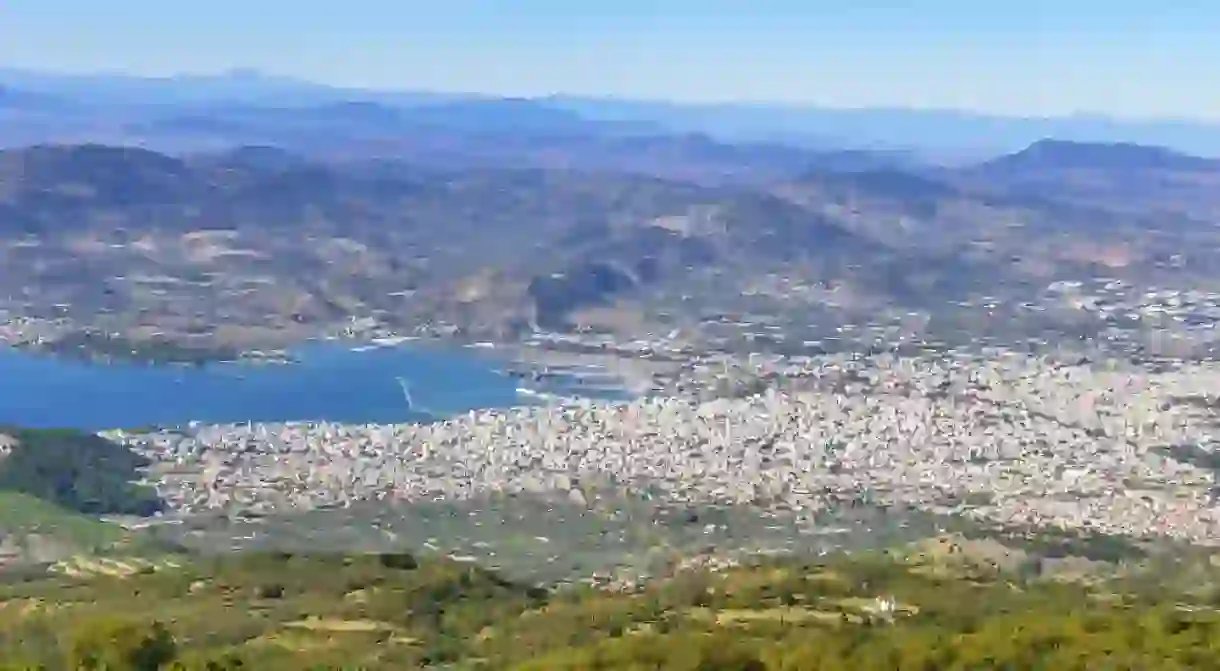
xmin=3 ymin=334 xmax=660 ymax=389
xmin=0 ymin=316 xmax=680 ymax=404
xmin=0 ymin=335 xmax=657 ymax=431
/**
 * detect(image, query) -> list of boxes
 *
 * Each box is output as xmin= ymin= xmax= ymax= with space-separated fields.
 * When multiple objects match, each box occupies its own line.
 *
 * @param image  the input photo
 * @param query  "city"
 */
xmin=6 ymin=5 xmax=1220 ymax=664
xmin=110 ymin=347 xmax=1220 ymax=545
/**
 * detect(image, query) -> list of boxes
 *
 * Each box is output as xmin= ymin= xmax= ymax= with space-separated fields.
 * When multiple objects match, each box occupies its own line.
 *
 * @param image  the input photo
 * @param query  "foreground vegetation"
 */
xmin=2 ymin=540 xmax=1220 ymax=670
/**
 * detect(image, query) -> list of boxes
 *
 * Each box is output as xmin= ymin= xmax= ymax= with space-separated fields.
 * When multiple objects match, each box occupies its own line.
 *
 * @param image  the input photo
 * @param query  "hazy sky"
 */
xmin=2 ymin=1 xmax=1217 ymax=119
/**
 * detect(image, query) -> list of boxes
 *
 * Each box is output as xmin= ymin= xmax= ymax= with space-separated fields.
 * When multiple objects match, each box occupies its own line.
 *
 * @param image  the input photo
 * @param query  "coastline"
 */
xmin=0 ymin=315 xmax=669 ymax=402
xmin=0 ymin=333 xmax=659 ymax=430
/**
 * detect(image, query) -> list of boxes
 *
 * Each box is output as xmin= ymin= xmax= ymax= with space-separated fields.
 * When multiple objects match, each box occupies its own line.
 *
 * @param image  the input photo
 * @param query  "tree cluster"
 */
xmin=0 ymin=427 xmax=164 ymax=516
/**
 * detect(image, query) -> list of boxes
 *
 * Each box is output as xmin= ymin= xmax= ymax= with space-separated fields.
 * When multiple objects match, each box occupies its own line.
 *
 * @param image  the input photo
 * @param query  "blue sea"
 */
xmin=0 ymin=342 xmax=531 ymax=430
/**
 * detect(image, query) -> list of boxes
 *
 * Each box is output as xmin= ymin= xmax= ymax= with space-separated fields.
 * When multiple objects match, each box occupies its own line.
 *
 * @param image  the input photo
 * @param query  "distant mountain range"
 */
xmin=4 ymin=67 xmax=1220 ymax=346
xmin=4 ymin=68 xmax=1220 ymax=159
xmin=2 ymin=137 xmax=1219 ymax=345
xmin=981 ymin=139 xmax=1220 ymax=173
xmin=958 ymin=139 xmax=1220 ymax=219
xmin=0 ymin=95 xmax=921 ymax=184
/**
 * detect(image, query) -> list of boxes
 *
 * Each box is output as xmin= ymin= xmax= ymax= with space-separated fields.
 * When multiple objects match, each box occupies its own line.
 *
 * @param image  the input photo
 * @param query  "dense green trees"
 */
xmin=0 ymin=427 xmax=163 ymax=516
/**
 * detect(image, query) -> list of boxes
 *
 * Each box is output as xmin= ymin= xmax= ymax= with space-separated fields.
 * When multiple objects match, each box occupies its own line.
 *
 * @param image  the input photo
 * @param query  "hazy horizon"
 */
xmin=3 ymin=1 xmax=1218 ymax=122
xmin=5 ymin=64 xmax=1220 ymax=130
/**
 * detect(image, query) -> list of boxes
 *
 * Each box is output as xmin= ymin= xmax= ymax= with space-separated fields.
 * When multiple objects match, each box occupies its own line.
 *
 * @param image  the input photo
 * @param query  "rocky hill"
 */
xmin=961 ymin=139 xmax=1220 ymax=219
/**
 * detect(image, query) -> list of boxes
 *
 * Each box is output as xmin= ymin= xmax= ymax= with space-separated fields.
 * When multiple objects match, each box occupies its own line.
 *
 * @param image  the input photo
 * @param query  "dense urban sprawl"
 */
xmin=108 ymin=349 xmax=1220 ymax=544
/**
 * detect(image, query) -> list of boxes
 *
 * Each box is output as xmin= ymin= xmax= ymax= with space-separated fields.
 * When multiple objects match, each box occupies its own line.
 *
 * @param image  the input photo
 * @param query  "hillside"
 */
xmin=0 ymin=539 xmax=1219 ymax=669
xmin=0 ymin=143 xmax=1014 ymax=348
xmin=0 ymin=427 xmax=161 ymax=568
xmin=962 ymin=139 xmax=1220 ymax=218
xmin=773 ymin=162 xmax=1211 ymax=293
xmin=980 ymin=139 xmax=1220 ymax=173
xmin=0 ymin=427 xmax=163 ymax=517
xmin=0 ymin=492 xmax=127 ymax=561
xmin=2 ymin=140 xmax=1220 ymax=354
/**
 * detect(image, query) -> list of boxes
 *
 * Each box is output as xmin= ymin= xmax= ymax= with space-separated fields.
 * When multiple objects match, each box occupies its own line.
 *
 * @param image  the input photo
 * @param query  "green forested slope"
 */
xmin=0 ymin=427 xmax=163 ymax=516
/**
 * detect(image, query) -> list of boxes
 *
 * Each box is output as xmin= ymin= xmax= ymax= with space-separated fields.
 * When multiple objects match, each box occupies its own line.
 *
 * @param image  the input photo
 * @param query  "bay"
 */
xmin=0 ymin=342 xmax=524 ymax=430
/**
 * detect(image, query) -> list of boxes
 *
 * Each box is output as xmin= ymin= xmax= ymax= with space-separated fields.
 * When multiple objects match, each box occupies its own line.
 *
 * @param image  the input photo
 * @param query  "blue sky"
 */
xmin=1 ymin=1 xmax=1217 ymax=119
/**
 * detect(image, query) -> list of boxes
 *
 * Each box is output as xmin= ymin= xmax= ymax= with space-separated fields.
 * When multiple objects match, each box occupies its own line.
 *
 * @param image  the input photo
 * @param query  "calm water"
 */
xmin=0 ymin=343 xmax=526 ymax=430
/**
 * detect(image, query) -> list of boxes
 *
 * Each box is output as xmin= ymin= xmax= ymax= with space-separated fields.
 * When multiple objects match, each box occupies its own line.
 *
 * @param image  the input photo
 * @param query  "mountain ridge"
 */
xmin=6 ymin=68 xmax=1220 ymax=156
xmin=0 ymin=143 xmax=1003 ymax=339
xmin=959 ymin=138 xmax=1220 ymax=219
xmin=2 ymin=139 xmax=1219 ymax=349
xmin=978 ymin=138 xmax=1220 ymax=173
